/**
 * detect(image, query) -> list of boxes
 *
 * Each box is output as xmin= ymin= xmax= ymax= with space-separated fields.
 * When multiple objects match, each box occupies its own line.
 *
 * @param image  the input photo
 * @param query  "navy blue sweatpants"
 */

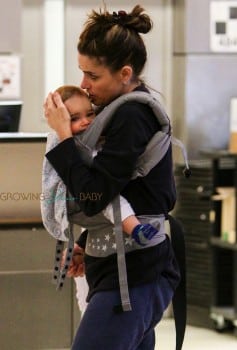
xmin=71 ymin=276 xmax=174 ymax=350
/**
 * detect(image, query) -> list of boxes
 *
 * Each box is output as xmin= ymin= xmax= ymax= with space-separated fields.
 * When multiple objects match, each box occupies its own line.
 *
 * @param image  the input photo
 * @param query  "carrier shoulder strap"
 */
xmin=77 ymin=91 xmax=170 ymax=149
xmin=75 ymin=91 xmax=190 ymax=177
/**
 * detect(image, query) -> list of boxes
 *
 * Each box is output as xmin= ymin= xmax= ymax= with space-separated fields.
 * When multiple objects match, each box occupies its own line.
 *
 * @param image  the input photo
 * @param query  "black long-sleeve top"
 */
xmin=46 ymin=85 xmax=179 ymax=299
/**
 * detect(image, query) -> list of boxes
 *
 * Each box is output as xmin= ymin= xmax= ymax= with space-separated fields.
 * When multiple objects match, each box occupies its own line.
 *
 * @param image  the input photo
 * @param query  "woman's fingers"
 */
xmin=46 ymin=93 xmax=55 ymax=109
xmin=52 ymin=91 xmax=65 ymax=108
xmin=72 ymin=263 xmax=85 ymax=277
xmin=43 ymin=91 xmax=72 ymax=140
xmin=44 ymin=92 xmax=63 ymax=114
xmin=44 ymin=93 xmax=55 ymax=117
xmin=65 ymin=246 xmax=85 ymax=278
xmin=67 ymin=263 xmax=85 ymax=278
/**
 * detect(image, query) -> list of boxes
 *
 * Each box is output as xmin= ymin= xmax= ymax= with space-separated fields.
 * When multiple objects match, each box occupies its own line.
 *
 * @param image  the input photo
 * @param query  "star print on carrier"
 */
xmin=87 ymin=232 xmax=134 ymax=253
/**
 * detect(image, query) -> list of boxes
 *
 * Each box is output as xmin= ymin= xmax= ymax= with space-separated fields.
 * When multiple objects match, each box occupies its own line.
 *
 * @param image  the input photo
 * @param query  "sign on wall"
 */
xmin=0 ymin=55 xmax=21 ymax=99
xmin=210 ymin=1 xmax=237 ymax=52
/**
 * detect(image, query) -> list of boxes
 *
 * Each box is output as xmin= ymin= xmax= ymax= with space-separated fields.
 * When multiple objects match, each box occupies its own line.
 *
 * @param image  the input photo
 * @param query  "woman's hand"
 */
xmin=44 ymin=92 xmax=73 ymax=141
xmin=61 ymin=243 xmax=85 ymax=278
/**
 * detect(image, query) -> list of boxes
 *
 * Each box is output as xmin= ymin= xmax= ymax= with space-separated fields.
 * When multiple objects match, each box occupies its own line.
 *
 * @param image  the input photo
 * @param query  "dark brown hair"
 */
xmin=55 ymin=85 xmax=88 ymax=102
xmin=77 ymin=5 xmax=153 ymax=80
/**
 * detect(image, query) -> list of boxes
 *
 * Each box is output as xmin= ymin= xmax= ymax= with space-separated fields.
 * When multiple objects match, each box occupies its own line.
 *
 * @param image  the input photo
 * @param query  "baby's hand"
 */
xmin=131 ymin=224 xmax=158 ymax=246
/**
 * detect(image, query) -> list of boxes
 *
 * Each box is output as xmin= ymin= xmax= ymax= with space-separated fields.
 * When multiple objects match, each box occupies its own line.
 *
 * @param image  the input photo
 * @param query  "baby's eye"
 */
xmin=87 ymin=112 xmax=95 ymax=118
xmin=71 ymin=116 xmax=80 ymax=122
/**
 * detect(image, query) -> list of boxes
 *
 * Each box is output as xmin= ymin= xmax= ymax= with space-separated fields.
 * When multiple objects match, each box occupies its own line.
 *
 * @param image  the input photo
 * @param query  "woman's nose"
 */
xmin=80 ymin=75 xmax=89 ymax=90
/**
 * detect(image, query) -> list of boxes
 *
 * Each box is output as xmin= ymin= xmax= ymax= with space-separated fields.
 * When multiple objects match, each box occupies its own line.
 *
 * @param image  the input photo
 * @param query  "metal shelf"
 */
xmin=210 ymin=237 xmax=237 ymax=251
xmin=201 ymin=151 xmax=237 ymax=335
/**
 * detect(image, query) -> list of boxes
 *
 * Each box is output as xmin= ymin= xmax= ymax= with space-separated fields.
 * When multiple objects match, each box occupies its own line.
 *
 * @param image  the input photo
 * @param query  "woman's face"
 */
xmin=78 ymin=54 xmax=130 ymax=106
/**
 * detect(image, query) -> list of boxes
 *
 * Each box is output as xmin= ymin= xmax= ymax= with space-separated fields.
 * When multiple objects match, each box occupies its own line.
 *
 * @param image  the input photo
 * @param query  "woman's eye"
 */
xmin=89 ymin=74 xmax=98 ymax=80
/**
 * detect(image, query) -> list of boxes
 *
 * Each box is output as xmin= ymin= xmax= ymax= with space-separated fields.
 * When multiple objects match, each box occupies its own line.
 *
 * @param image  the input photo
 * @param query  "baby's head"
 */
xmin=56 ymin=85 xmax=95 ymax=134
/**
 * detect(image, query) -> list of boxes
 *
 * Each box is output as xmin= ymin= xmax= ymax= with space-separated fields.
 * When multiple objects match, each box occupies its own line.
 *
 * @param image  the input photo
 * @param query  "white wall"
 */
xmin=20 ymin=0 xmax=46 ymax=132
xmin=20 ymin=0 xmax=173 ymax=132
xmin=0 ymin=0 xmax=21 ymax=53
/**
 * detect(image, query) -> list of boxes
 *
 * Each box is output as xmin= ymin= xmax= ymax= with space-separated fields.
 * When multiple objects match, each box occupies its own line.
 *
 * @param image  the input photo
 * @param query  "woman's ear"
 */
xmin=120 ymin=65 xmax=133 ymax=85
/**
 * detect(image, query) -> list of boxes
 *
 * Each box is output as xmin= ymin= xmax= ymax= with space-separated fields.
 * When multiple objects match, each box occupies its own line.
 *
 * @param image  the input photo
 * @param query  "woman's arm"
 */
xmin=46 ymin=102 xmax=156 ymax=216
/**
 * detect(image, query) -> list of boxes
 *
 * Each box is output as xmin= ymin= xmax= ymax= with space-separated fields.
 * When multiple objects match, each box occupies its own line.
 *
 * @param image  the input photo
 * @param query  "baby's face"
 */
xmin=64 ymin=95 xmax=95 ymax=134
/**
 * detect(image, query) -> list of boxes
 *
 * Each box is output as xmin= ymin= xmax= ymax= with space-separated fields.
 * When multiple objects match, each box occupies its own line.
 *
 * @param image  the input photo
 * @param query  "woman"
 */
xmin=45 ymin=5 xmax=180 ymax=350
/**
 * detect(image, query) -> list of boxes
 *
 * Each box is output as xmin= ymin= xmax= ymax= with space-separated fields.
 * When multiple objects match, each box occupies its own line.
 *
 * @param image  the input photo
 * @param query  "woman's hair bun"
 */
xmin=124 ymin=5 xmax=153 ymax=34
xmin=78 ymin=4 xmax=152 ymax=76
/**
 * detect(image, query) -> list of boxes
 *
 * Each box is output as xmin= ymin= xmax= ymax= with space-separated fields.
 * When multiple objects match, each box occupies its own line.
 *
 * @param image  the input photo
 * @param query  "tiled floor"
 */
xmin=156 ymin=318 xmax=237 ymax=350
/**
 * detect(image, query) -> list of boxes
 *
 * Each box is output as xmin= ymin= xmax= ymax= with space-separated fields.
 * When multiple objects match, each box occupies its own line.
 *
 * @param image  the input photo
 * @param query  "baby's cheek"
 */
xmin=71 ymin=122 xmax=82 ymax=134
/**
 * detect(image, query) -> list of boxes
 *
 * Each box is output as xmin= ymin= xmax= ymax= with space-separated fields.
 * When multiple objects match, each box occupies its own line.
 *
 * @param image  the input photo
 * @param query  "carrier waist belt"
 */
xmin=69 ymin=212 xmax=166 ymax=257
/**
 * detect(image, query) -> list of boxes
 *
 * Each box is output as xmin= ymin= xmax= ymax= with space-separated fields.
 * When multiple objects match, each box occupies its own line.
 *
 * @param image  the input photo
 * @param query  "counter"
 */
xmin=0 ymin=131 xmax=48 ymax=142
xmin=0 ymin=132 xmax=81 ymax=349
xmin=0 ymin=132 xmax=48 ymax=223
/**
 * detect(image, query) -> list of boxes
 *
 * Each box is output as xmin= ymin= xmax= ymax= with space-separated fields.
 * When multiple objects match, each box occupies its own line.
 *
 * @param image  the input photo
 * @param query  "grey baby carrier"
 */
xmin=41 ymin=91 xmax=189 ymax=350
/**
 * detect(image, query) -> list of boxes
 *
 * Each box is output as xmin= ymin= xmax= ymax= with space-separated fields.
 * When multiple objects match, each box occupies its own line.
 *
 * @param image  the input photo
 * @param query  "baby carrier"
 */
xmin=41 ymin=91 xmax=189 ymax=350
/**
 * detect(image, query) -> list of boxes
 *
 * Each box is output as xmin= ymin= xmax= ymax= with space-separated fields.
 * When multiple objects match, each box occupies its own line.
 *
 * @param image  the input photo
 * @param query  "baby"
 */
xmin=49 ymin=85 xmax=159 ymax=314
